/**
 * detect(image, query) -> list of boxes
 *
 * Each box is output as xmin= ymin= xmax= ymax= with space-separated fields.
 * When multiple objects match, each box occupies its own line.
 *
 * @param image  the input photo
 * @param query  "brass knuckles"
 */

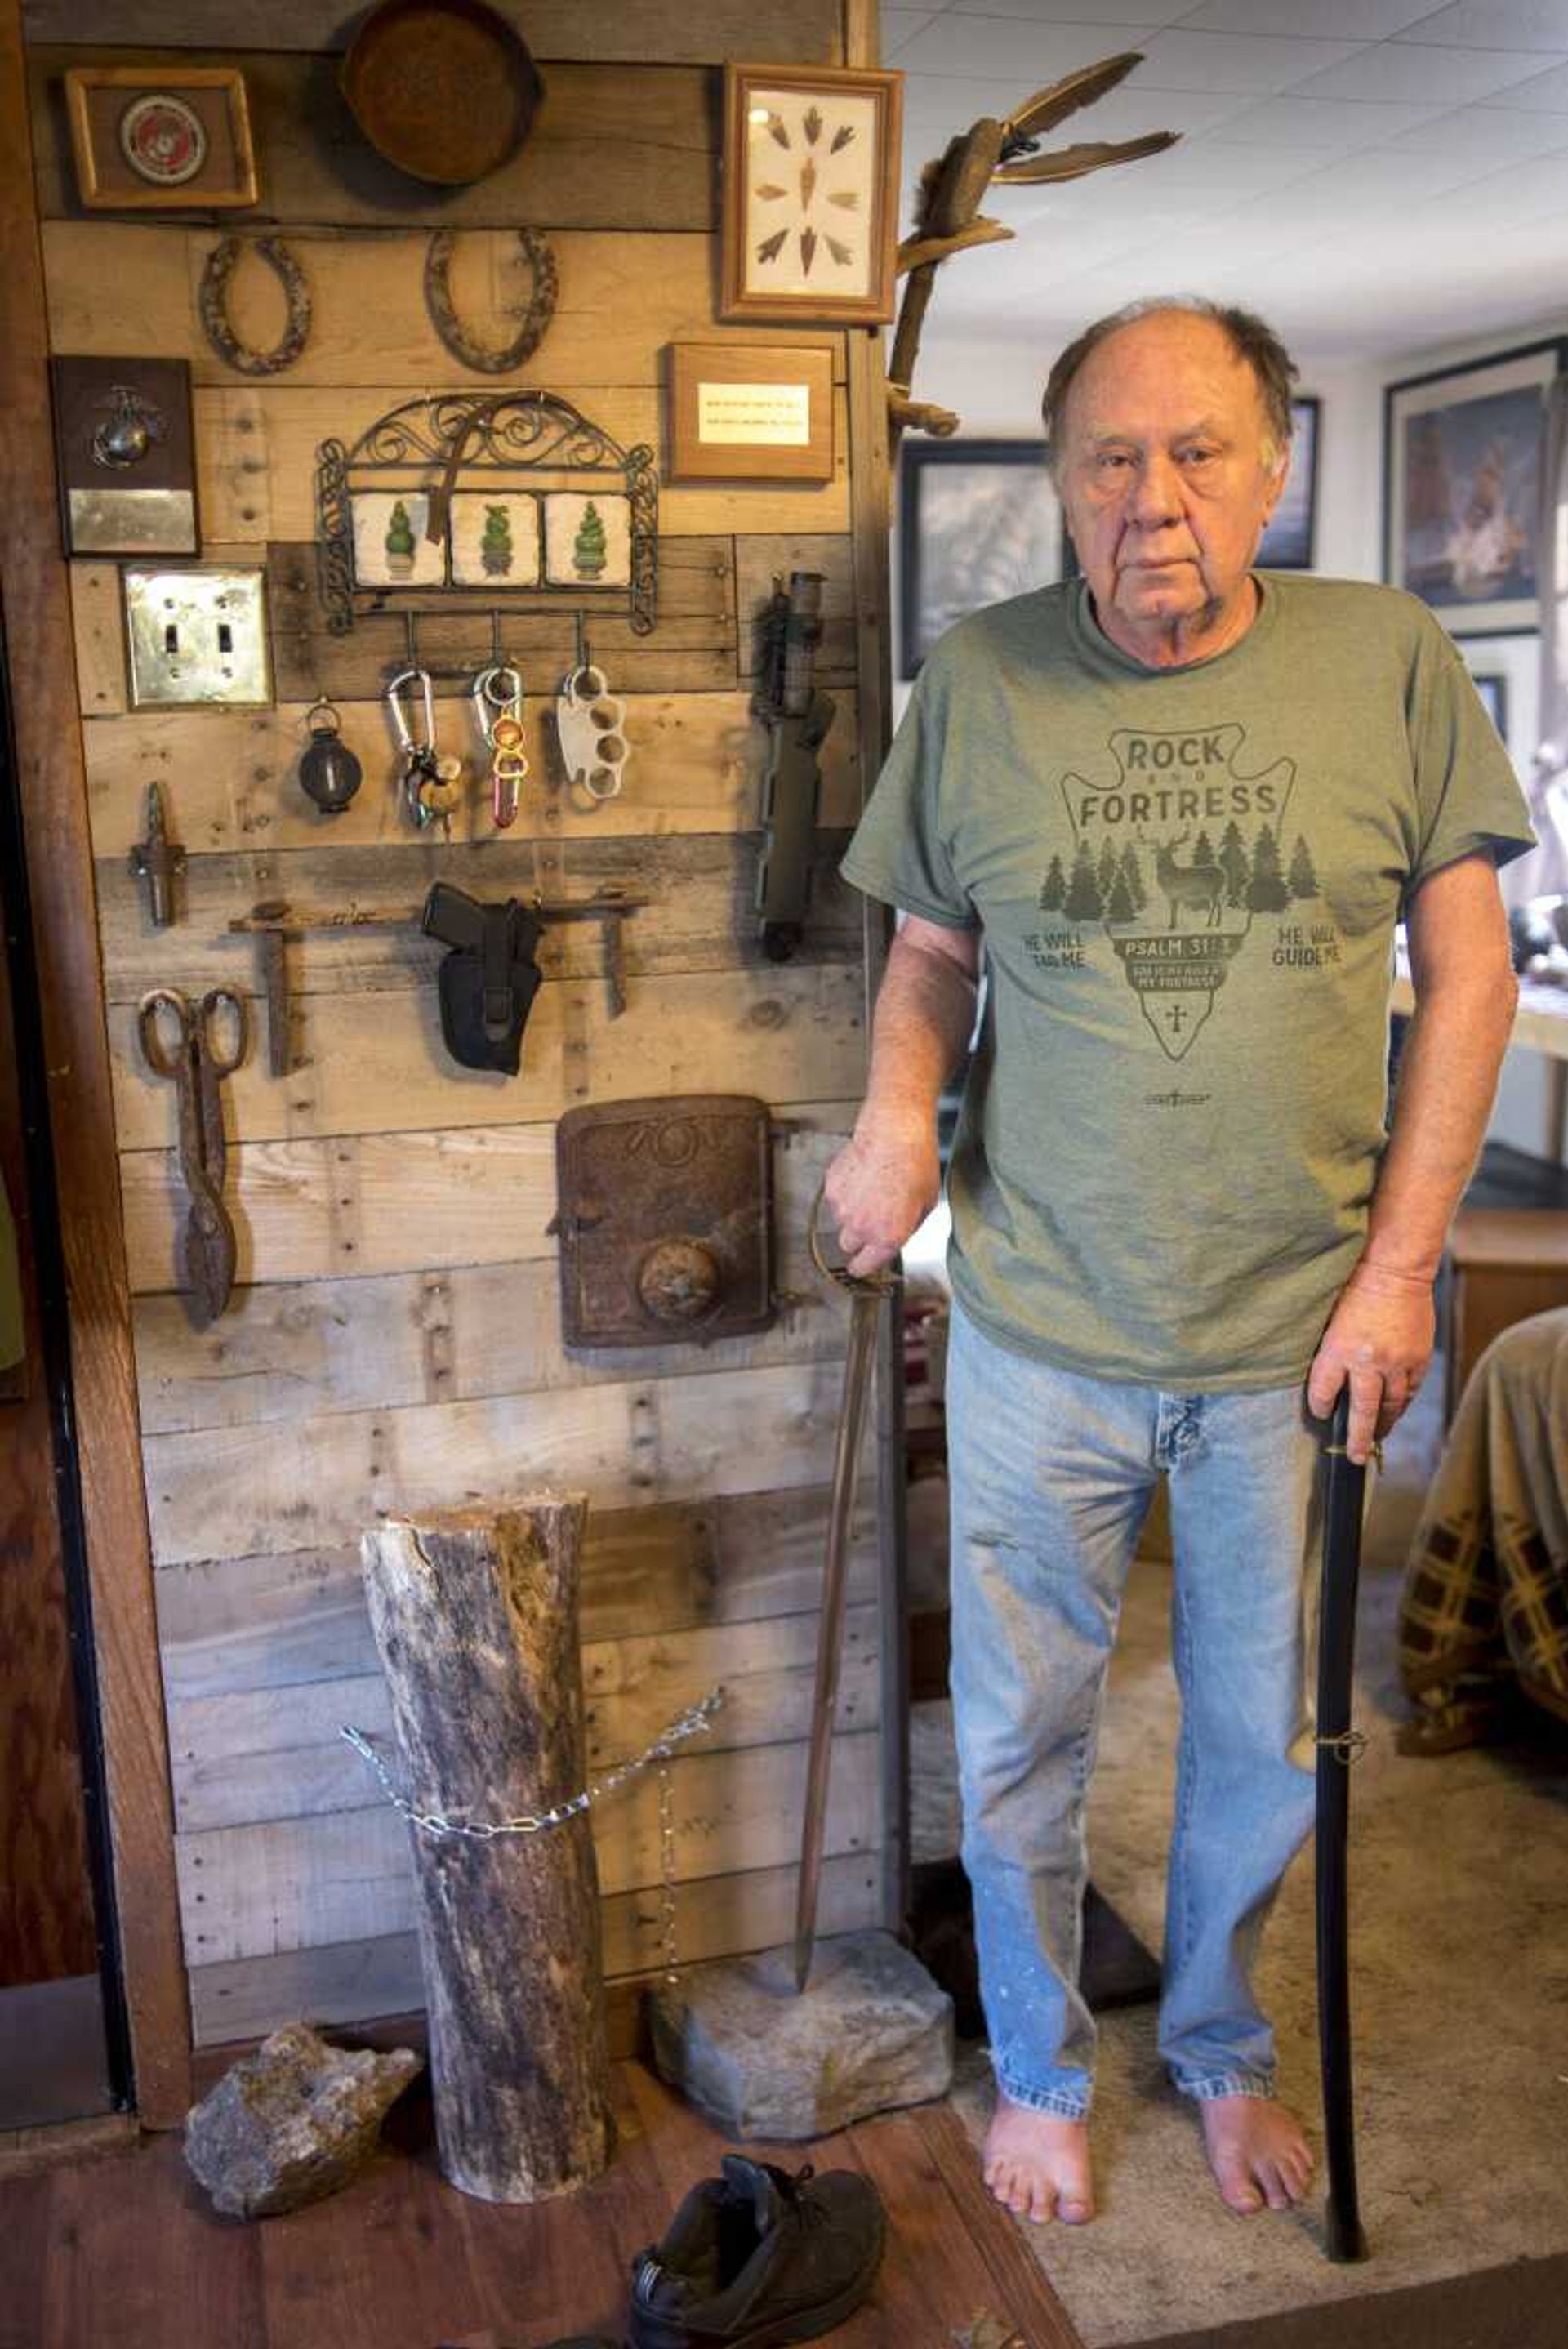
xmin=557 ymin=664 xmax=629 ymax=801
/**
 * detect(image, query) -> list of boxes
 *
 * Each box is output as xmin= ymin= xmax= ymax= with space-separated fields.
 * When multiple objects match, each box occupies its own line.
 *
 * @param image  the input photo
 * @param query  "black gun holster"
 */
xmin=421 ymin=882 xmax=545 ymax=1076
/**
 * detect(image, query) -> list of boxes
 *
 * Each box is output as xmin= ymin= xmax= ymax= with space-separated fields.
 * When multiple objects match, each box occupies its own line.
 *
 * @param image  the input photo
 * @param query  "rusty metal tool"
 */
xmin=128 ymin=782 xmax=186 ymax=927
xmin=794 ymin=1180 xmax=896 ymax=1991
xmin=137 ymin=986 xmax=247 ymax=1324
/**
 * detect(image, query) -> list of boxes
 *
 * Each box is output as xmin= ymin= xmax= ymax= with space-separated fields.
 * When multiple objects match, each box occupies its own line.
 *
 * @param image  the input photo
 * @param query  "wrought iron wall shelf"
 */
xmin=315 ymin=389 xmax=657 ymax=639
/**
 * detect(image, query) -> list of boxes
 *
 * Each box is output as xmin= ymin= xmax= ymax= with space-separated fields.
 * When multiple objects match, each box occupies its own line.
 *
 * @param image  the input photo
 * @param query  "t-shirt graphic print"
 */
xmin=1042 ymin=722 xmax=1303 ymax=1062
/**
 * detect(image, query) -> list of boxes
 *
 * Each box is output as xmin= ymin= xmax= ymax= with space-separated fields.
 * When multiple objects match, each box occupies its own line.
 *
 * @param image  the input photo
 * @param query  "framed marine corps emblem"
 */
xmin=64 ymin=66 xmax=259 ymax=210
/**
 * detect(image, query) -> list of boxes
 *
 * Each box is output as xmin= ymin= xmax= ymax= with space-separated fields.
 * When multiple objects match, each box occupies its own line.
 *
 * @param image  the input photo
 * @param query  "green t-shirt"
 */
xmin=841 ymin=574 xmax=1538 ymax=1390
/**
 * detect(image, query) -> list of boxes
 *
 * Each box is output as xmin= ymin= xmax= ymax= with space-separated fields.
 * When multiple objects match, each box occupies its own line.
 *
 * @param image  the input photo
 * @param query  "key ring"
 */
xmin=473 ymin=660 xmax=528 ymax=829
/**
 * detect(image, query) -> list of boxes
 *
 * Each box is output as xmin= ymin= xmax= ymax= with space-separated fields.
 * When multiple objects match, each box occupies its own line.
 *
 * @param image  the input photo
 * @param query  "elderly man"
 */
xmin=827 ymin=300 xmax=1536 ymax=2226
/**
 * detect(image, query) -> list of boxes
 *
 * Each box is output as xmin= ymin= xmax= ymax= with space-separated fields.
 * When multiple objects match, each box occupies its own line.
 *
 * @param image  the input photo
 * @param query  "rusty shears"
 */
xmin=137 ymin=986 xmax=247 ymax=1325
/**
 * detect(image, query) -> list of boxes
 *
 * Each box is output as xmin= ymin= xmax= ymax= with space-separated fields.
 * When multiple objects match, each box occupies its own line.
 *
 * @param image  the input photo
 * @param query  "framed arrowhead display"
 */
xmin=719 ymin=61 xmax=902 ymax=328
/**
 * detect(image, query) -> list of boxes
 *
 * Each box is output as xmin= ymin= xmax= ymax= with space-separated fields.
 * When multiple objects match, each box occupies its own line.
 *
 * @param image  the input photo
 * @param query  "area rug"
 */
xmin=1138 ymin=2252 xmax=1568 ymax=2349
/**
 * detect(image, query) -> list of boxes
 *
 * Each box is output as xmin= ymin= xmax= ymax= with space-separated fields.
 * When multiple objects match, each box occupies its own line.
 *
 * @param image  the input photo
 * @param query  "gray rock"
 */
xmin=184 ymin=2021 xmax=423 ymax=2218
xmin=649 ymin=1928 xmax=953 ymax=2140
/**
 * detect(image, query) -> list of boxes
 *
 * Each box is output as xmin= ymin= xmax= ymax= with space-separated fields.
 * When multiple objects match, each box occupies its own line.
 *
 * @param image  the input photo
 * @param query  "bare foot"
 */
xmin=1198 ymin=2096 xmax=1314 ymax=2215
xmin=982 ymin=2092 xmax=1094 ymax=2224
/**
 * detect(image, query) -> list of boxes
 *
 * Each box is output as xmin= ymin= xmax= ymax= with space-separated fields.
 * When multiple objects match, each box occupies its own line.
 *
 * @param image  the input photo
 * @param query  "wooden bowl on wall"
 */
xmin=341 ymin=0 xmax=544 ymax=187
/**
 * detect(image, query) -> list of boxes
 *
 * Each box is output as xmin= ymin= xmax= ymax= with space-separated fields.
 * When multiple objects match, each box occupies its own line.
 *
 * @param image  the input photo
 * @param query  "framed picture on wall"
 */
xmin=899 ymin=439 xmax=1065 ymax=680
xmin=1384 ymin=338 xmax=1564 ymax=635
xmin=1258 ymin=396 xmax=1319 ymax=569
xmin=719 ymin=62 xmax=902 ymax=327
xmin=64 ymin=65 xmax=259 ymax=209
xmin=1470 ymin=671 xmax=1509 ymax=742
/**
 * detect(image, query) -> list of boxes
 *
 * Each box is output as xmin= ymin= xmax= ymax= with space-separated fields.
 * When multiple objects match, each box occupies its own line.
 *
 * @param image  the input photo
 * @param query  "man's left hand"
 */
xmin=1306 ymin=1259 xmax=1437 ymax=1465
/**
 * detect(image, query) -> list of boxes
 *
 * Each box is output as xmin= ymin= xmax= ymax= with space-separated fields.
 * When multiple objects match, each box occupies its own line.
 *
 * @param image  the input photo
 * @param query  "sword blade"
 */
xmin=794 ymin=1286 xmax=883 ymax=1991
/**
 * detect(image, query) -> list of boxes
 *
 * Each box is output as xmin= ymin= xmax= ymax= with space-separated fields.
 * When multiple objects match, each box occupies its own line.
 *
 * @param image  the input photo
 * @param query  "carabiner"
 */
xmin=385 ymin=665 xmax=436 ymax=760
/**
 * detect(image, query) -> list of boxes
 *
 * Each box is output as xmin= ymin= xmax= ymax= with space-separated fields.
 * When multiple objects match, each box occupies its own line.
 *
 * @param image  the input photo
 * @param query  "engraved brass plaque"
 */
xmin=555 ymin=1094 xmax=775 ymax=1348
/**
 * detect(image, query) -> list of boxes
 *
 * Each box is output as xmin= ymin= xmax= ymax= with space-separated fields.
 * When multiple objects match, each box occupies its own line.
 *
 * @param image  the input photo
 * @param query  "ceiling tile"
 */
xmin=1293 ymin=41 xmax=1564 ymax=100
xmin=890 ymin=16 xmax=1160 ymax=81
xmin=1205 ymin=91 xmax=1448 ymax=149
xmin=1391 ymin=2 xmax=1568 ymax=48
xmin=1486 ymin=52 xmax=1568 ymax=101
xmin=944 ymin=0 xmax=1196 ymax=21
xmin=1132 ymin=27 xmax=1370 ymax=92
xmin=882 ymin=7 xmax=947 ymax=59
xmin=1385 ymin=97 xmax=1568 ymax=156
xmin=1180 ymin=0 xmax=1439 ymax=34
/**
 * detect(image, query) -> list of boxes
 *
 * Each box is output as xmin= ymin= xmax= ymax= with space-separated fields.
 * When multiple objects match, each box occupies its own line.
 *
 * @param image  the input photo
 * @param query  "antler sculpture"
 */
xmin=889 ymin=52 xmax=1179 ymax=450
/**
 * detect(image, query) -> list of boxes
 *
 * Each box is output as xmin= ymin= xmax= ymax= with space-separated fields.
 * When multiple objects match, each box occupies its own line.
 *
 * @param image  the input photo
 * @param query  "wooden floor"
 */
xmin=0 ymin=2061 xmax=1083 ymax=2349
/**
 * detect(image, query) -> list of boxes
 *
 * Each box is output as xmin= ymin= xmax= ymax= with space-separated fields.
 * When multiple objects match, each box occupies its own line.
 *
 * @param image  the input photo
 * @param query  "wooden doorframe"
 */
xmin=0 ymin=0 xmax=191 ymax=2127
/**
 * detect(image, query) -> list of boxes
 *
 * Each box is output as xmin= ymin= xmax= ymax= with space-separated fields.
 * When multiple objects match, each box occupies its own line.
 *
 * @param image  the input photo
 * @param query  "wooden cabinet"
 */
xmin=1443 ymin=1208 xmax=1568 ymax=1423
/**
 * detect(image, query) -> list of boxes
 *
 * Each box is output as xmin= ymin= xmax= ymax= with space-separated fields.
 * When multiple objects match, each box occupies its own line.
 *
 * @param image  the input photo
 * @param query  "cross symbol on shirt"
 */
xmin=1166 ymin=1003 xmax=1187 ymax=1034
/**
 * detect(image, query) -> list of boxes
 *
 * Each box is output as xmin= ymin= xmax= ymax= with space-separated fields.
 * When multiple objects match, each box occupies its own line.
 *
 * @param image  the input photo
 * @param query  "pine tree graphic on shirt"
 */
xmin=1030 ymin=723 xmax=1328 ymax=1062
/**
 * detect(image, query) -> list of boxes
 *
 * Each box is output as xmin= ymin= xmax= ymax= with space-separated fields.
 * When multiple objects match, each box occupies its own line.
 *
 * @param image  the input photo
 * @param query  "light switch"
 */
xmin=123 ymin=566 xmax=271 ymax=707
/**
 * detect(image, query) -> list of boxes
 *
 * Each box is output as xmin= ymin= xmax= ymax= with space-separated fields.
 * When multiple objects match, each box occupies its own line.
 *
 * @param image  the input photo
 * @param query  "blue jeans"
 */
xmin=947 ymin=1300 xmax=1324 ymax=2119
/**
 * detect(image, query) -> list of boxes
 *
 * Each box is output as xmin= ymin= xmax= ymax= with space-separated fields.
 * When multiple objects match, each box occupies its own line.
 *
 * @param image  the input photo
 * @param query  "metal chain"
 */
xmin=340 ymin=1687 xmax=725 ymax=1840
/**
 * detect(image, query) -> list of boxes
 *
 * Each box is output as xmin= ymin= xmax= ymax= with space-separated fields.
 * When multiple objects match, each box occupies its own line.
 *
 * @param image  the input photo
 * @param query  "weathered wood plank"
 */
xmin=167 ymin=1602 xmax=879 ymax=1830
xmin=175 ymin=1728 xmax=880 ymax=1961
xmin=156 ymin=1485 xmax=880 ymax=1700
xmin=187 ymin=1852 xmax=877 ymax=2048
xmin=42 ymin=223 xmax=847 ymax=390
xmin=23 ymin=2 xmax=844 ymax=65
xmin=131 ymin=1142 xmax=850 ymax=1425
xmin=97 ymin=832 xmax=862 ymax=1005
xmin=109 ymin=961 xmax=866 ymax=1148
xmin=119 ymin=1099 xmax=853 ymax=1292
xmin=29 ymin=54 xmax=719 ymax=230
xmin=733 ymin=535 xmax=863 ymax=687
xmin=68 ymin=561 xmax=125 ymax=716
xmin=85 ymin=688 xmax=862 ymax=855
xmin=141 ymin=1352 xmax=870 ymax=1565
xmin=189 ymin=385 xmax=851 ymax=544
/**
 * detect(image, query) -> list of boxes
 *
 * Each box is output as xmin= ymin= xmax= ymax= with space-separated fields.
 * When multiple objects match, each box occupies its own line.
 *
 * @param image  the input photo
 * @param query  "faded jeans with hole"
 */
xmin=947 ymin=1299 xmax=1325 ymax=2119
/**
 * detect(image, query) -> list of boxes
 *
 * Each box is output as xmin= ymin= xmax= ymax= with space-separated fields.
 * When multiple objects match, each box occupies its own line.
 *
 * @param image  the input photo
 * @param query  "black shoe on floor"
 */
xmin=626 ymin=2154 xmax=884 ymax=2349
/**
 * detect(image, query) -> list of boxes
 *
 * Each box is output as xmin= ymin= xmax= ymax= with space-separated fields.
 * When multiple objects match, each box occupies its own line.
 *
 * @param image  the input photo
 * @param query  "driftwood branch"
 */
xmin=885 ymin=51 xmax=1180 ymax=457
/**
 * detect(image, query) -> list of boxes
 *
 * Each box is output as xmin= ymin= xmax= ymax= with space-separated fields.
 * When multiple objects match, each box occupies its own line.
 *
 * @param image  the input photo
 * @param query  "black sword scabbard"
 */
xmin=1316 ymin=1388 xmax=1370 ymax=2263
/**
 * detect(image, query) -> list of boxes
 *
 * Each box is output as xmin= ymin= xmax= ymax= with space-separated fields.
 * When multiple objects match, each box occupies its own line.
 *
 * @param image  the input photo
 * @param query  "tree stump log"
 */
xmin=359 ymin=1493 xmax=614 ymax=2202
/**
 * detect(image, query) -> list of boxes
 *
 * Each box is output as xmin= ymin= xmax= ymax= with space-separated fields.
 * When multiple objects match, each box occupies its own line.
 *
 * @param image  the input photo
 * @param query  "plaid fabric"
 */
xmin=1399 ymin=1307 xmax=1568 ymax=1754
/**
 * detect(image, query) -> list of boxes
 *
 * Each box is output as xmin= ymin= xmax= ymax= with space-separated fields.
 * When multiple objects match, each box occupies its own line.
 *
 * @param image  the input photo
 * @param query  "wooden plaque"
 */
xmin=667 ymin=343 xmax=835 ymax=482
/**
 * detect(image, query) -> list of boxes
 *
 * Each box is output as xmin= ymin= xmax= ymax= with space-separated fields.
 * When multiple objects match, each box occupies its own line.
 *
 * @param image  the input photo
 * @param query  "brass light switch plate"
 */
xmin=555 ymin=1094 xmax=776 ymax=1348
xmin=123 ymin=565 xmax=272 ymax=707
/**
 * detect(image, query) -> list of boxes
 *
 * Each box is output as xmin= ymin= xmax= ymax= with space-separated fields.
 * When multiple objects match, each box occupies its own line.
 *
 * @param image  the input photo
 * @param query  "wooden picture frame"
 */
xmin=666 ymin=342 xmax=835 ymax=482
xmin=64 ymin=66 xmax=259 ymax=211
xmin=1383 ymin=337 xmax=1563 ymax=637
xmin=719 ymin=61 xmax=902 ymax=327
xmin=899 ymin=439 xmax=1065 ymax=680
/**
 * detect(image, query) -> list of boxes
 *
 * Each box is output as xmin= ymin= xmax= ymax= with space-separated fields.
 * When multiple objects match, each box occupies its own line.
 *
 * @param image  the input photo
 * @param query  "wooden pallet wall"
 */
xmin=29 ymin=0 xmax=890 ymax=2047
